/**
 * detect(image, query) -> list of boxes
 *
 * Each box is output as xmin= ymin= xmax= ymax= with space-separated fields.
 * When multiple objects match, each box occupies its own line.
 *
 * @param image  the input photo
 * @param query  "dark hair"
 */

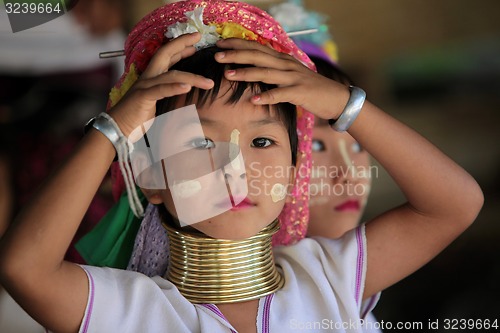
xmin=308 ymin=55 xmax=353 ymax=87
xmin=156 ymin=46 xmax=298 ymax=166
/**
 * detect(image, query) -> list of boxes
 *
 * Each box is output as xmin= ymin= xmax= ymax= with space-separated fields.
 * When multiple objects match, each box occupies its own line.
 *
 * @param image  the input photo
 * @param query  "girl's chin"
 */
xmin=190 ymin=218 xmax=272 ymax=240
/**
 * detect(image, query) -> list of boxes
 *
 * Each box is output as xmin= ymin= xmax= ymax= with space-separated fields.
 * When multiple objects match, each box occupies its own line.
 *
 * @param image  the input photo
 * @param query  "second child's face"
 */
xmin=308 ymin=119 xmax=372 ymax=239
xmin=152 ymin=85 xmax=294 ymax=240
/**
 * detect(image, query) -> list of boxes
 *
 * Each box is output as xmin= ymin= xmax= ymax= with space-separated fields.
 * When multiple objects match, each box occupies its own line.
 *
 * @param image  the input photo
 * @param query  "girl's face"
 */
xmin=308 ymin=118 xmax=372 ymax=239
xmin=148 ymin=86 xmax=294 ymax=240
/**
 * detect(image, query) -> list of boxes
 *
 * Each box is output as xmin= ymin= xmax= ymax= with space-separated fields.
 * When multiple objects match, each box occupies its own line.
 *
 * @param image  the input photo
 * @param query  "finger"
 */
xmin=215 ymin=48 xmax=304 ymax=72
xmin=139 ymin=70 xmax=214 ymax=90
xmin=134 ymin=71 xmax=215 ymax=104
xmin=251 ymin=87 xmax=303 ymax=106
xmin=109 ymin=82 xmax=195 ymax=136
xmin=142 ymin=33 xmax=201 ymax=79
xmin=217 ymin=38 xmax=304 ymax=66
xmin=139 ymin=82 xmax=195 ymax=103
xmin=217 ymin=38 xmax=287 ymax=59
xmin=223 ymin=67 xmax=300 ymax=86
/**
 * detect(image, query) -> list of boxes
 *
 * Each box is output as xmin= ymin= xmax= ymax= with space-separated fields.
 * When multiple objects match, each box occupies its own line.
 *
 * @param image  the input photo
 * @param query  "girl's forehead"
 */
xmin=167 ymin=82 xmax=286 ymax=131
xmin=198 ymin=105 xmax=283 ymax=132
xmin=197 ymin=96 xmax=279 ymax=122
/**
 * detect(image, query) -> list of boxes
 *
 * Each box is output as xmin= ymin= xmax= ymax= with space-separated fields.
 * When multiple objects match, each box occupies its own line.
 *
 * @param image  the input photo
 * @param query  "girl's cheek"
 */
xmin=270 ymin=183 xmax=287 ymax=203
xmin=309 ymin=196 xmax=329 ymax=207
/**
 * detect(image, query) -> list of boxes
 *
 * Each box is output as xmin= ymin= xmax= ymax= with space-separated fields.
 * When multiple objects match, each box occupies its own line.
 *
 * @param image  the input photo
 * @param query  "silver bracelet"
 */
xmin=328 ymin=86 xmax=366 ymax=132
xmin=84 ymin=113 xmax=124 ymax=153
xmin=84 ymin=113 xmax=144 ymax=217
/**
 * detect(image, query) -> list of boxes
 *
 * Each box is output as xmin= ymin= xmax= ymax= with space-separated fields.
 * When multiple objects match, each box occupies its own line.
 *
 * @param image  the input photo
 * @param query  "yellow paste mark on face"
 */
xmin=271 ymin=183 xmax=287 ymax=203
xmin=338 ymin=139 xmax=355 ymax=179
xmin=357 ymin=168 xmax=370 ymax=180
xmin=172 ymin=180 xmax=202 ymax=199
xmin=229 ymin=129 xmax=241 ymax=170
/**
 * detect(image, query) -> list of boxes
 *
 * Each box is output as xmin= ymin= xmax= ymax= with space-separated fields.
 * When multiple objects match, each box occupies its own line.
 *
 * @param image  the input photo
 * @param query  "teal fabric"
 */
xmin=75 ymin=190 xmax=146 ymax=269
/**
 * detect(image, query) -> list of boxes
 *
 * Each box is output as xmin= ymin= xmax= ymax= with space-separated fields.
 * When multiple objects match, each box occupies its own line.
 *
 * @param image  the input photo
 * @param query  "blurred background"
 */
xmin=269 ymin=0 xmax=500 ymax=327
xmin=299 ymin=0 xmax=500 ymax=329
xmin=1 ymin=0 xmax=499 ymax=331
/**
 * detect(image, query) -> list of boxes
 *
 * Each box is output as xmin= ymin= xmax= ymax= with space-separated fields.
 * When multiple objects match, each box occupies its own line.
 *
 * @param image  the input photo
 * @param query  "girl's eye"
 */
xmin=312 ymin=139 xmax=326 ymax=152
xmin=190 ymin=138 xmax=215 ymax=149
xmin=351 ymin=142 xmax=363 ymax=153
xmin=251 ymin=138 xmax=274 ymax=148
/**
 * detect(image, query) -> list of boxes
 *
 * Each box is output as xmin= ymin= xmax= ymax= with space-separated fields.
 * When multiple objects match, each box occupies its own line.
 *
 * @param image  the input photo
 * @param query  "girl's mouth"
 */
xmin=230 ymin=197 xmax=255 ymax=211
xmin=334 ymin=199 xmax=360 ymax=212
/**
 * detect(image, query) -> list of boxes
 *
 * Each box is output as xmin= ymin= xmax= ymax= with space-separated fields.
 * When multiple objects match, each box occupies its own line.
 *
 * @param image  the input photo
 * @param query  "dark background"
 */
xmin=302 ymin=0 xmax=500 ymax=330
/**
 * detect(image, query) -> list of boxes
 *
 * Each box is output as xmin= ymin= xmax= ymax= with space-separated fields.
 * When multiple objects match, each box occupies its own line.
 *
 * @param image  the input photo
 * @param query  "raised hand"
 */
xmin=110 ymin=32 xmax=214 ymax=137
xmin=214 ymin=38 xmax=350 ymax=121
xmin=217 ymin=37 xmax=483 ymax=302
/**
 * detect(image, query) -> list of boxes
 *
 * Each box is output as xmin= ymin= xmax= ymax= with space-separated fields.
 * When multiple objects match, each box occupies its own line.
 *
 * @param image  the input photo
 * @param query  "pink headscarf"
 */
xmin=109 ymin=0 xmax=314 ymax=246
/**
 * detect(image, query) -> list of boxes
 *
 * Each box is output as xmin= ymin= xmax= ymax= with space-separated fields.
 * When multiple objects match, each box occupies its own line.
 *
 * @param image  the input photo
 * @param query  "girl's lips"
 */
xmin=334 ymin=199 xmax=360 ymax=212
xmin=230 ymin=197 xmax=255 ymax=211
xmin=215 ymin=197 xmax=255 ymax=211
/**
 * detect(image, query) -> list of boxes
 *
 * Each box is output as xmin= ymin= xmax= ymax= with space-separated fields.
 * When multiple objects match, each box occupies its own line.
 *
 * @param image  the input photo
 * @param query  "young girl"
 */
xmin=123 ymin=0 xmax=370 ymax=276
xmin=268 ymin=0 xmax=372 ymax=239
xmin=270 ymin=2 xmax=380 ymax=329
xmin=309 ymin=113 xmax=372 ymax=239
xmin=305 ymin=55 xmax=382 ymax=331
xmin=0 ymin=1 xmax=483 ymax=332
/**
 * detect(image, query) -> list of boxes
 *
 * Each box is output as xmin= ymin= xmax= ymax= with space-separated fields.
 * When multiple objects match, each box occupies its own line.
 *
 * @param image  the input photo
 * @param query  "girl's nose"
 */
xmin=224 ymin=167 xmax=247 ymax=182
xmin=332 ymin=160 xmax=358 ymax=186
xmin=224 ymin=167 xmax=248 ymax=199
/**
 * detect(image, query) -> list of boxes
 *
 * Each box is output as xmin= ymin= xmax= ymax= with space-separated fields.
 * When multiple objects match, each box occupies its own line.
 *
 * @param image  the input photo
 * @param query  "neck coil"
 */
xmin=164 ymin=219 xmax=284 ymax=304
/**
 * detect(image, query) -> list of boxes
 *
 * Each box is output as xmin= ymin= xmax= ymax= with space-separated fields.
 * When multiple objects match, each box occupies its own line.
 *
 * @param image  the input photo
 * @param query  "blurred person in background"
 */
xmin=269 ymin=0 xmax=381 ymax=330
xmin=0 ymin=1 xmax=127 ymax=331
xmin=0 ymin=0 xmax=126 ymax=261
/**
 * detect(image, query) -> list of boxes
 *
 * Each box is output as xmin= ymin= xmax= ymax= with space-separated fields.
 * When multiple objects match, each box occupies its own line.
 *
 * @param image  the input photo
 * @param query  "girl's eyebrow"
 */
xmin=176 ymin=116 xmax=218 ymax=128
xmin=196 ymin=117 xmax=283 ymax=128
xmin=248 ymin=117 xmax=282 ymax=128
xmin=198 ymin=117 xmax=225 ymax=129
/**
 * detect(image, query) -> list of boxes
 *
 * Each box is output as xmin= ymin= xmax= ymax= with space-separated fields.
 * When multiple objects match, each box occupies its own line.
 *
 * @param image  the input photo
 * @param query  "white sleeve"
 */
xmin=312 ymin=224 xmax=368 ymax=313
xmin=272 ymin=225 xmax=370 ymax=325
xmin=318 ymin=224 xmax=382 ymax=324
xmin=78 ymin=266 xmax=200 ymax=333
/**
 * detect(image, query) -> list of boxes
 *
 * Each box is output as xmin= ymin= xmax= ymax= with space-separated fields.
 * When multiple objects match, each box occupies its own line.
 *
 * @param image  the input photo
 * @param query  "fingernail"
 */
xmin=226 ymin=70 xmax=236 ymax=77
xmin=252 ymin=95 xmax=261 ymax=102
xmin=216 ymin=52 xmax=225 ymax=59
xmin=180 ymin=83 xmax=190 ymax=88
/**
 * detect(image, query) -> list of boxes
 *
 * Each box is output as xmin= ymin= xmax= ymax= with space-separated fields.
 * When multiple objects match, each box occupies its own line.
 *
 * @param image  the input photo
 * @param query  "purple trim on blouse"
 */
xmin=200 ymin=304 xmax=237 ymax=333
xmin=81 ymin=268 xmax=95 ymax=333
xmin=262 ymin=294 xmax=274 ymax=333
xmin=200 ymin=304 xmax=225 ymax=320
xmin=355 ymin=227 xmax=364 ymax=306
xmin=361 ymin=295 xmax=377 ymax=319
